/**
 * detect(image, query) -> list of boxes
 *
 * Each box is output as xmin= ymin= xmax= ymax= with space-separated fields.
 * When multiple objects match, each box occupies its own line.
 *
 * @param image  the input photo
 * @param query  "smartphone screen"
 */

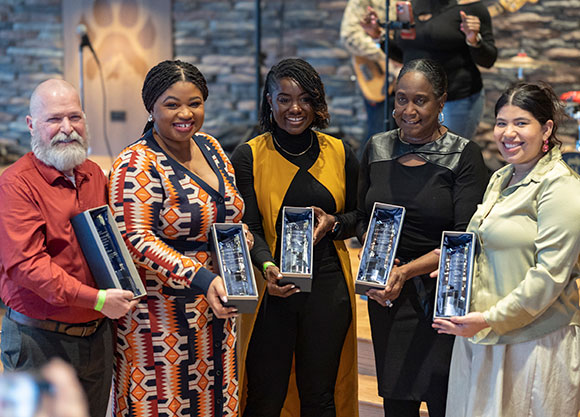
xmin=396 ymin=1 xmax=416 ymax=40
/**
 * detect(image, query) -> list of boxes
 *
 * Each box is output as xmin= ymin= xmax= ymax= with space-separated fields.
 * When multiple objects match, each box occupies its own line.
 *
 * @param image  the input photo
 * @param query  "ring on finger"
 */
xmin=385 ymin=299 xmax=393 ymax=308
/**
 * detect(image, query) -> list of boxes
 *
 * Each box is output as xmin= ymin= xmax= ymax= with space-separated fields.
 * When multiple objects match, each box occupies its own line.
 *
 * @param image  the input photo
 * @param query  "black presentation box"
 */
xmin=71 ymin=205 xmax=146 ymax=299
xmin=355 ymin=203 xmax=405 ymax=295
xmin=211 ymin=223 xmax=258 ymax=314
xmin=279 ymin=206 xmax=314 ymax=292
xmin=433 ymin=231 xmax=476 ymax=319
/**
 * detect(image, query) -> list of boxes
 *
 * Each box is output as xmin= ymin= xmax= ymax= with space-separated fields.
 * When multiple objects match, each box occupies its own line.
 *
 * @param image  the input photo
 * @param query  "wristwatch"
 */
xmin=330 ymin=218 xmax=341 ymax=235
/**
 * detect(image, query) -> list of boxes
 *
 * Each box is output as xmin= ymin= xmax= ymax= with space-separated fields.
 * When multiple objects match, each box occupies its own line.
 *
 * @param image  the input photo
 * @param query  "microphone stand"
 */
xmin=382 ymin=0 xmax=414 ymax=131
xmin=79 ymin=41 xmax=85 ymax=110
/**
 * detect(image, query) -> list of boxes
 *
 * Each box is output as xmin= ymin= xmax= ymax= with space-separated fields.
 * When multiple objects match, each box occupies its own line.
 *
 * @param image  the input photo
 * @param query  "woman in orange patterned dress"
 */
xmin=109 ymin=60 xmax=250 ymax=417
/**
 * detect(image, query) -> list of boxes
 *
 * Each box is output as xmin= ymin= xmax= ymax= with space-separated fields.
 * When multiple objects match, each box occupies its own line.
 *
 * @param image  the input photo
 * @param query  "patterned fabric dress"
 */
xmin=108 ymin=129 xmax=244 ymax=417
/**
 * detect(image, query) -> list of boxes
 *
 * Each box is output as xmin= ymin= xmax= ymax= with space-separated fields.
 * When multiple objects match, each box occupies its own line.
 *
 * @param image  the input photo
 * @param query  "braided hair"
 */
xmin=141 ymin=60 xmax=208 ymax=133
xmin=259 ymin=58 xmax=329 ymax=132
xmin=396 ymin=58 xmax=448 ymax=99
xmin=494 ymin=81 xmax=564 ymax=149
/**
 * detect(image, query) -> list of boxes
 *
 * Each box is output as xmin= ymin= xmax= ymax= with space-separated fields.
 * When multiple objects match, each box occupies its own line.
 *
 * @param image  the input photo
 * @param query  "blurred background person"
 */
xmin=433 ymin=82 xmax=580 ymax=417
xmin=0 ymin=359 xmax=90 ymax=417
xmin=109 ymin=60 xmax=250 ymax=417
xmin=356 ymin=58 xmax=488 ymax=417
xmin=0 ymin=79 xmax=137 ymax=417
xmin=341 ymin=0 xmax=497 ymax=152
xmin=231 ymin=58 xmax=359 ymax=417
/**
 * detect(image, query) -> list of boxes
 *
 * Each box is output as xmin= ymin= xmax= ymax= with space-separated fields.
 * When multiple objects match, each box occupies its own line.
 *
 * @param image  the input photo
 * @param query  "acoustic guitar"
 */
xmin=351 ymin=0 xmax=536 ymax=103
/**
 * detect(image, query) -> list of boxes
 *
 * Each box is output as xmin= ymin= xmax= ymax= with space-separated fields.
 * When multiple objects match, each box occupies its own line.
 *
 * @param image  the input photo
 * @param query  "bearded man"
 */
xmin=0 ymin=79 xmax=138 ymax=417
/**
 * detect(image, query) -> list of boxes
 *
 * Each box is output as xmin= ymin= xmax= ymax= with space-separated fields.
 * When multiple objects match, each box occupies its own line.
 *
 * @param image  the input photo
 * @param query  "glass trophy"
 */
xmin=356 ymin=203 xmax=405 ymax=294
xmin=211 ymin=223 xmax=258 ymax=313
xmin=279 ymin=207 xmax=314 ymax=292
xmin=71 ymin=205 xmax=146 ymax=299
xmin=434 ymin=231 xmax=476 ymax=319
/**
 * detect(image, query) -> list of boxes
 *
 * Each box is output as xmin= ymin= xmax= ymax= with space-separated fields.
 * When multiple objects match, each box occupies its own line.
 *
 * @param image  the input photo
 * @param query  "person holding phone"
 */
xmin=341 ymin=0 xmax=497 ymax=146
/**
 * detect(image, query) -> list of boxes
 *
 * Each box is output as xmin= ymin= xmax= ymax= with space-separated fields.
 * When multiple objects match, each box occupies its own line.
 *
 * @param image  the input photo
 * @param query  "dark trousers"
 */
xmin=1 ymin=316 xmax=114 ymax=417
xmin=243 ymin=270 xmax=351 ymax=417
xmin=383 ymin=398 xmax=446 ymax=417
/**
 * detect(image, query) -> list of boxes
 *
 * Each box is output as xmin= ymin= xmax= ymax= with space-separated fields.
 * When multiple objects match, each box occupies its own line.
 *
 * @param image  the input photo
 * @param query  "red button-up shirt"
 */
xmin=0 ymin=152 xmax=107 ymax=323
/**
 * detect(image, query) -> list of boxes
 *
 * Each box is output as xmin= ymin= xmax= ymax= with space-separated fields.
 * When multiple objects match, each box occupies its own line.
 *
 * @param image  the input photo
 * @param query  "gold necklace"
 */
xmin=400 ymin=125 xmax=444 ymax=144
xmin=272 ymin=130 xmax=314 ymax=157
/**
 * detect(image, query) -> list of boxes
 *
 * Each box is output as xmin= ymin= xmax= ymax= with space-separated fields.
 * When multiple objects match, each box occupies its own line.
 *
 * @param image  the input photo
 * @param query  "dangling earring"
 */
xmin=438 ymin=112 xmax=445 ymax=123
xmin=269 ymin=110 xmax=274 ymax=126
xmin=542 ymin=138 xmax=549 ymax=153
xmin=147 ymin=114 xmax=153 ymax=122
xmin=392 ymin=109 xmax=396 ymax=117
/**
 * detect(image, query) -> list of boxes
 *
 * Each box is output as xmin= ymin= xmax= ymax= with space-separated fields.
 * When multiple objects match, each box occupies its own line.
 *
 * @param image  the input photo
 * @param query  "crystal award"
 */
xmin=71 ymin=205 xmax=146 ymax=299
xmin=434 ymin=231 xmax=476 ymax=319
xmin=355 ymin=203 xmax=405 ymax=294
xmin=211 ymin=223 xmax=258 ymax=313
xmin=279 ymin=207 xmax=314 ymax=292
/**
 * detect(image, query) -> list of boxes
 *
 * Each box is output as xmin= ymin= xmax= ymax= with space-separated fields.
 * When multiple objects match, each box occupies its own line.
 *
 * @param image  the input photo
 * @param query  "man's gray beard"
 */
xmin=31 ymin=130 xmax=89 ymax=173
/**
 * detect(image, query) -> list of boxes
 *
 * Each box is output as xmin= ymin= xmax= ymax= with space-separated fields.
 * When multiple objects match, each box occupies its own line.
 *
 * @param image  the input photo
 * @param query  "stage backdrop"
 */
xmin=62 ymin=0 xmax=172 ymax=157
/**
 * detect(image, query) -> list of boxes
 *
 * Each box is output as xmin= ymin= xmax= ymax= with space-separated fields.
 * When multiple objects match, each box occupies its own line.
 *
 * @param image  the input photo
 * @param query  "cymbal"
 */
xmin=495 ymin=53 xmax=554 ymax=69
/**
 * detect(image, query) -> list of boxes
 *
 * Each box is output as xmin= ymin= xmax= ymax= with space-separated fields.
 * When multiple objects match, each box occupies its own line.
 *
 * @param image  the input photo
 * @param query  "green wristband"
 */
xmin=262 ymin=261 xmax=276 ymax=273
xmin=94 ymin=290 xmax=106 ymax=312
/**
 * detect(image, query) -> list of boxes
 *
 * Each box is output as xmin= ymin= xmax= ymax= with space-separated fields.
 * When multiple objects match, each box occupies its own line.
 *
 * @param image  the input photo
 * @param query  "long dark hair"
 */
xmin=141 ymin=60 xmax=208 ymax=134
xmin=259 ymin=58 xmax=329 ymax=132
xmin=494 ymin=82 xmax=564 ymax=149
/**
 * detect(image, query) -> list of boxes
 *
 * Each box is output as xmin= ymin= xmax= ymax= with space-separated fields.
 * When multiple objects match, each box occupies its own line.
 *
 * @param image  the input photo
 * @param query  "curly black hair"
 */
xmin=141 ymin=60 xmax=208 ymax=134
xmin=259 ymin=58 xmax=329 ymax=132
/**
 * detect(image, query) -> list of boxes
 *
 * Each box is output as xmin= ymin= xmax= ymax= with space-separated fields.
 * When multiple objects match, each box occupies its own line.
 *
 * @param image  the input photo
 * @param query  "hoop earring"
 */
xmin=269 ymin=110 xmax=274 ymax=127
xmin=392 ymin=109 xmax=396 ymax=117
xmin=542 ymin=138 xmax=549 ymax=153
xmin=148 ymin=114 xmax=153 ymax=122
xmin=438 ymin=112 xmax=445 ymax=123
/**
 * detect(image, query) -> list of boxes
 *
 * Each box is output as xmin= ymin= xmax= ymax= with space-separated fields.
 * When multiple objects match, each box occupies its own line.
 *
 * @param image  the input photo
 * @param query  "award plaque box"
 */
xmin=433 ymin=231 xmax=476 ymax=319
xmin=71 ymin=205 xmax=146 ymax=299
xmin=279 ymin=206 xmax=314 ymax=292
xmin=355 ymin=203 xmax=405 ymax=295
xmin=210 ymin=223 xmax=258 ymax=314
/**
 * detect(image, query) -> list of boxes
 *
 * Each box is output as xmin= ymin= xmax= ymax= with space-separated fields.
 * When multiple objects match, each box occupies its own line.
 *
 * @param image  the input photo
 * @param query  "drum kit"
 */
xmin=494 ymin=50 xmax=558 ymax=79
xmin=495 ymin=51 xmax=580 ymax=174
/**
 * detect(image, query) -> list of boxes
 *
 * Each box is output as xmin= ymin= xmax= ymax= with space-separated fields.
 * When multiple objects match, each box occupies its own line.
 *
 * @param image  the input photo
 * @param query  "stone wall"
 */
xmin=0 ymin=0 xmax=63 ymax=161
xmin=1 ymin=0 xmax=580 ymax=168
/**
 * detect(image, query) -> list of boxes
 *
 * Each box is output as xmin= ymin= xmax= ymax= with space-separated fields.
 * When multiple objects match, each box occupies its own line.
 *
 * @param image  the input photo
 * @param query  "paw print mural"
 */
xmin=81 ymin=0 xmax=157 ymax=81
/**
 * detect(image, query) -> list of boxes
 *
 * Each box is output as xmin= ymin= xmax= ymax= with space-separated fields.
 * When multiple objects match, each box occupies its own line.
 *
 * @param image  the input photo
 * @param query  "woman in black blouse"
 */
xmin=357 ymin=58 xmax=488 ymax=417
xmin=231 ymin=58 xmax=359 ymax=417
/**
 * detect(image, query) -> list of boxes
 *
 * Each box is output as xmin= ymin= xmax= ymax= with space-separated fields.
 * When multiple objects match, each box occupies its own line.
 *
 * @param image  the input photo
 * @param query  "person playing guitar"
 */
xmin=341 ymin=0 xmax=532 ymax=151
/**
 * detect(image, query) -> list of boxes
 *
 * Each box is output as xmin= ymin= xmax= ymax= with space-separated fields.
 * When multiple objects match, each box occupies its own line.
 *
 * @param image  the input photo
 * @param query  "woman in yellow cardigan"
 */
xmin=231 ymin=58 xmax=359 ymax=417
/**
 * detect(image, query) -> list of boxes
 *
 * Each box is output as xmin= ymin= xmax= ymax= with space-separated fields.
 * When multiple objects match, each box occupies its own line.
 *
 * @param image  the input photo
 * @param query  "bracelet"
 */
xmin=94 ymin=290 xmax=106 ymax=312
xmin=262 ymin=261 xmax=276 ymax=273
xmin=466 ymin=33 xmax=482 ymax=47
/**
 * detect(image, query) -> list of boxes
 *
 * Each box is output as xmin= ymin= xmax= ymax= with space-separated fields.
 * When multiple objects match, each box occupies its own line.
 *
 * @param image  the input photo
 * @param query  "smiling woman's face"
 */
xmin=151 ymin=81 xmax=205 ymax=146
xmin=394 ymin=71 xmax=445 ymax=143
xmin=267 ymin=77 xmax=315 ymax=135
xmin=494 ymin=104 xmax=553 ymax=172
